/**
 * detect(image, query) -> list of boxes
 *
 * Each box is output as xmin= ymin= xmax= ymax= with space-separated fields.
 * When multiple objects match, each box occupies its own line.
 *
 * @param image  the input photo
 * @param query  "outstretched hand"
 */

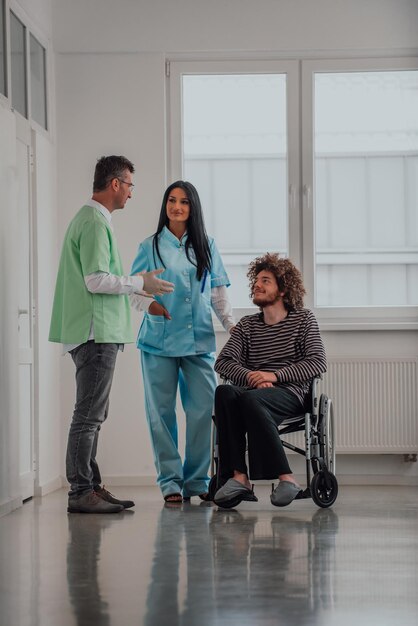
xmin=137 ymin=268 xmax=174 ymax=296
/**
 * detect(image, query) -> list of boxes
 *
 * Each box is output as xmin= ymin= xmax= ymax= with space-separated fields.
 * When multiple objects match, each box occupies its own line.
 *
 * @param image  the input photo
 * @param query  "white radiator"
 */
xmin=323 ymin=358 xmax=418 ymax=453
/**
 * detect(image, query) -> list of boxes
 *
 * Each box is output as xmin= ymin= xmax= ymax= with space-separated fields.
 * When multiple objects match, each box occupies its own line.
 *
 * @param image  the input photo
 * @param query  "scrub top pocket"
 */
xmin=138 ymin=315 xmax=165 ymax=351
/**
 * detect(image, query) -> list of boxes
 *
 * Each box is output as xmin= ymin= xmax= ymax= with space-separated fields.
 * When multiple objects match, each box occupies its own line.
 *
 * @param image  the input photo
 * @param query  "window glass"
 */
xmin=0 ymin=0 xmax=5 ymax=96
xmin=30 ymin=34 xmax=47 ymax=129
xmin=314 ymin=71 xmax=418 ymax=306
xmin=182 ymin=74 xmax=288 ymax=307
xmin=10 ymin=11 xmax=27 ymax=118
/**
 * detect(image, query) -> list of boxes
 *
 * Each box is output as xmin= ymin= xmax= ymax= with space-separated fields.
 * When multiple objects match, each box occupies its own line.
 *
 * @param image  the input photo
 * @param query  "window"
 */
xmin=169 ymin=61 xmax=299 ymax=308
xmin=170 ymin=58 xmax=418 ymax=326
xmin=30 ymin=33 xmax=47 ymax=129
xmin=3 ymin=9 xmax=48 ymax=130
xmin=314 ymin=71 xmax=418 ymax=307
xmin=10 ymin=11 xmax=27 ymax=118
xmin=183 ymin=74 xmax=289 ymax=306
xmin=0 ymin=0 xmax=6 ymax=96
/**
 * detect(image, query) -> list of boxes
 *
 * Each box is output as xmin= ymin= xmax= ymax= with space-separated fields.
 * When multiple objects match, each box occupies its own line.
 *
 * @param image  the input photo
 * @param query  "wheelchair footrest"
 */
xmin=295 ymin=487 xmax=311 ymax=500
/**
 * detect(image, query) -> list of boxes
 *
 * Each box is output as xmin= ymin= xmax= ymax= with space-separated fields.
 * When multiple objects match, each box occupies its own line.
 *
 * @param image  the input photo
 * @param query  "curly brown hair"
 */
xmin=247 ymin=253 xmax=306 ymax=311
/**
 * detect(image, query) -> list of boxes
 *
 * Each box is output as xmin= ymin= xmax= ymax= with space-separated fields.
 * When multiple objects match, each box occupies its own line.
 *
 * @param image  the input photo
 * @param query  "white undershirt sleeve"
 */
xmin=85 ymin=271 xmax=144 ymax=295
xmin=211 ymin=285 xmax=235 ymax=333
xmin=85 ymin=272 xmax=153 ymax=312
xmin=129 ymin=293 xmax=154 ymax=313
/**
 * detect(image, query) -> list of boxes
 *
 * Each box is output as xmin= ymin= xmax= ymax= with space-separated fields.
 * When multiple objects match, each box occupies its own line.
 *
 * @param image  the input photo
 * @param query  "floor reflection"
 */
xmin=144 ymin=503 xmax=339 ymax=626
xmin=144 ymin=503 xmax=214 ymax=626
xmin=67 ymin=515 xmax=117 ymax=626
xmin=2 ymin=486 xmax=417 ymax=626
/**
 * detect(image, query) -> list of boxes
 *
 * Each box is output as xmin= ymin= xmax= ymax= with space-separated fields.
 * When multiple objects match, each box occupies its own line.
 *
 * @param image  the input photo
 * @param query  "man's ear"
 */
xmin=110 ymin=177 xmax=119 ymax=191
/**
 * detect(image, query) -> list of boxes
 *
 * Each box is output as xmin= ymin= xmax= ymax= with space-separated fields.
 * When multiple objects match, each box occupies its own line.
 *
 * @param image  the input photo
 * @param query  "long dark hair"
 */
xmin=152 ymin=181 xmax=211 ymax=281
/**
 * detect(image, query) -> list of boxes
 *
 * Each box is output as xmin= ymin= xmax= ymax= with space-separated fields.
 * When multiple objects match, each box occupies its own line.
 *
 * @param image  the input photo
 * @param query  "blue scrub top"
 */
xmin=131 ymin=226 xmax=230 ymax=356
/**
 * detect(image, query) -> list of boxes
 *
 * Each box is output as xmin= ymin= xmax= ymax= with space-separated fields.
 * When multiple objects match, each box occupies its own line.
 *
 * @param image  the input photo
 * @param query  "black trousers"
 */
xmin=214 ymin=385 xmax=305 ymax=481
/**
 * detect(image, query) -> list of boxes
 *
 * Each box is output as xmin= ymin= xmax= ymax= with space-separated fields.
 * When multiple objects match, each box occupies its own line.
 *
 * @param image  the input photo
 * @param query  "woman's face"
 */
xmin=166 ymin=187 xmax=190 ymax=226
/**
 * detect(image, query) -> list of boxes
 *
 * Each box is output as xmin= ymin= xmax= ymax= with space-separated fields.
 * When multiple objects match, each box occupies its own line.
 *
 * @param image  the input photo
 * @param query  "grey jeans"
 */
xmin=66 ymin=341 xmax=119 ymax=496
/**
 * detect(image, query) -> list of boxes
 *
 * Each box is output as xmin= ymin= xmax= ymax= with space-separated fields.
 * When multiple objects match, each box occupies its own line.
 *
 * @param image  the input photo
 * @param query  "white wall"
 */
xmin=0 ymin=107 xmax=21 ymax=515
xmin=0 ymin=0 xmax=60 ymax=515
xmin=55 ymin=51 xmax=168 ymax=483
xmin=14 ymin=0 xmax=62 ymax=497
xmin=51 ymin=0 xmax=418 ymax=486
xmin=52 ymin=0 xmax=418 ymax=54
xmin=33 ymin=131 xmax=61 ymax=495
xmin=12 ymin=0 xmax=52 ymax=37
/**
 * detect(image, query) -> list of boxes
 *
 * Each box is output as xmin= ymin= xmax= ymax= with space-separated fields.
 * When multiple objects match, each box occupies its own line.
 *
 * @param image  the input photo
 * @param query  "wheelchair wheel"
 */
xmin=310 ymin=470 xmax=338 ymax=508
xmin=319 ymin=395 xmax=336 ymax=475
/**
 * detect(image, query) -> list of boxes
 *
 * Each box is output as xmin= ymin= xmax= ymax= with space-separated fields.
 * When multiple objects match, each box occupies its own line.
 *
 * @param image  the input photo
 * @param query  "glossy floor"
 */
xmin=1 ymin=485 xmax=417 ymax=626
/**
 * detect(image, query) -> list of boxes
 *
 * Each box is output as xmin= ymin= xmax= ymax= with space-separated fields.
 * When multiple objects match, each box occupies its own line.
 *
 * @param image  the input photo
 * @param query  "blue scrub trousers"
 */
xmin=140 ymin=351 xmax=216 ymax=498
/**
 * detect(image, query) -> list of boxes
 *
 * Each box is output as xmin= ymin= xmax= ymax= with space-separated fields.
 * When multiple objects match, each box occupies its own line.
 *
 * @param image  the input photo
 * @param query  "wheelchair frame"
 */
xmin=209 ymin=376 xmax=338 ymax=509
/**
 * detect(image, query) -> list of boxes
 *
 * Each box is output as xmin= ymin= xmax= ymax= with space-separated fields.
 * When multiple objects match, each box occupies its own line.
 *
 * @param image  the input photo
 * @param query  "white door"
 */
xmin=16 ymin=119 xmax=35 ymax=500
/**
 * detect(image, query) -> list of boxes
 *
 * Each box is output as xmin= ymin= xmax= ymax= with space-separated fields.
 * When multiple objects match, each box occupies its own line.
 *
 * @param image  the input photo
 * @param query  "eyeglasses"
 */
xmin=117 ymin=178 xmax=135 ymax=191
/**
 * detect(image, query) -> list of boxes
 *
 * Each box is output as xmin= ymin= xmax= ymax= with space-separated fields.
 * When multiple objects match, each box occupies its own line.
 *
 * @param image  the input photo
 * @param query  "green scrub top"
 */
xmin=49 ymin=205 xmax=134 ymax=344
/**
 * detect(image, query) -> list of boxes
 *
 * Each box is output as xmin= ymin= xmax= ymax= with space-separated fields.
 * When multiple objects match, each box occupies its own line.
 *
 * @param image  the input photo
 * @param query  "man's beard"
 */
xmin=252 ymin=292 xmax=281 ymax=308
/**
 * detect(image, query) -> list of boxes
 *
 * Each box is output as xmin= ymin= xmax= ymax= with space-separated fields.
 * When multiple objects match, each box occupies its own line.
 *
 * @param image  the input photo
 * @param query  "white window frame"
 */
xmin=168 ymin=59 xmax=301 ymax=321
xmin=1 ymin=0 xmax=51 ymax=138
xmin=168 ymin=57 xmax=418 ymax=330
xmin=0 ymin=0 xmax=7 ymax=101
xmin=9 ymin=8 xmax=28 ymax=119
xmin=28 ymin=30 xmax=48 ymax=132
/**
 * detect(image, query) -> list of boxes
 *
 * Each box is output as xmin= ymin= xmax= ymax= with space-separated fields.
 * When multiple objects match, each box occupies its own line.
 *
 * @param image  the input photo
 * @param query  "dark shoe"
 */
xmin=95 ymin=485 xmax=135 ymax=509
xmin=214 ymin=478 xmax=258 ymax=509
xmin=182 ymin=493 xmax=211 ymax=502
xmin=68 ymin=490 xmax=124 ymax=514
xmin=270 ymin=481 xmax=302 ymax=507
xmin=164 ymin=493 xmax=183 ymax=504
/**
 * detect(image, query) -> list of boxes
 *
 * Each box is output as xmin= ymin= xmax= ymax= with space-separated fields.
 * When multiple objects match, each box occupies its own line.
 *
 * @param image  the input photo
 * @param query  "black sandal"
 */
xmin=164 ymin=493 xmax=182 ymax=503
xmin=182 ymin=493 xmax=212 ymax=502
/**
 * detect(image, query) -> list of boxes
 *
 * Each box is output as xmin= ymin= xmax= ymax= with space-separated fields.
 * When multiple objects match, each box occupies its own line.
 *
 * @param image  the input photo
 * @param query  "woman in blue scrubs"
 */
xmin=131 ymin=181 xmax=234 ymax=503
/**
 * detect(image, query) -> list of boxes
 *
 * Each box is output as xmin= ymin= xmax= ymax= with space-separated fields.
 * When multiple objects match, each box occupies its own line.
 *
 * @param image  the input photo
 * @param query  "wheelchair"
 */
xmin=208 ymin=376 xmax=338 ymax=509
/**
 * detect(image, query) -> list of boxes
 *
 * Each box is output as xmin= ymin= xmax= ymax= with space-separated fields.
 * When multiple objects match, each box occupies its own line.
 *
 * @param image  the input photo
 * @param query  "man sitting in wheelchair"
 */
xmin=213 ymin=253 xmax=327 ymax=509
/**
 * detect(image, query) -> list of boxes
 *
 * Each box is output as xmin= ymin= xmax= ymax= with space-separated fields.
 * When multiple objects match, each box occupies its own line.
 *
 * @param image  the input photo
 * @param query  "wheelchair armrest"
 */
xmin=311 ymin=375 xmax=322 ymax=417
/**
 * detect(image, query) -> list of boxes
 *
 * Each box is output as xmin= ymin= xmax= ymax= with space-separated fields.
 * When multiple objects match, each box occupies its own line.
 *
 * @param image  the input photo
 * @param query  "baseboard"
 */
xmin=34 ymin=476 xmax=64 ymax=497
xmin=101 ymin=475 xmax=157 ymax=487
xmin=0 ymin=496 xmax=22 ymax=518
xmin=51 ymin=473 xmax=418 ymax=491
xmin=246 ymin=474 xmax=418 ymax=487
xmin=98 ymin=474 xmax=418 ymax=488
xmin=330 ymin=474 xmax=418 ymax=486
xmin=55 ymin=475 xmax=158 ymax=489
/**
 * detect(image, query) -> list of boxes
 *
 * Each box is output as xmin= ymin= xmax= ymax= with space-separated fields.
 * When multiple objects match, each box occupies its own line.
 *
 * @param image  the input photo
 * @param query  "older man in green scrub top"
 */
xmin=49 ymin=155 xmax=174 ymax=514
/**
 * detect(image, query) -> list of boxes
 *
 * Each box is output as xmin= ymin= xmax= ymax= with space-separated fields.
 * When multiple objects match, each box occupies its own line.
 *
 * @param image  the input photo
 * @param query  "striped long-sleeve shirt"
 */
xmin=214 ymin=308 xmax=327 ymax=406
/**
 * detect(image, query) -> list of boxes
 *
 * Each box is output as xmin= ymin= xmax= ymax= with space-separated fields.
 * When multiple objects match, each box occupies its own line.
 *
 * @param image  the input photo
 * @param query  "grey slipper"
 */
xmin=270 ymin=481 xmax=302 ymax=507
xmin=214 ymin=478 xmax=258 ymax=508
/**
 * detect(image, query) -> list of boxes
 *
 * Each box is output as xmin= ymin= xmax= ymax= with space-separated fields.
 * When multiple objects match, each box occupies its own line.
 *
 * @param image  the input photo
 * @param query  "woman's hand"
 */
xmin=246 ymin=370 xmax=276 ymax=388
xmin=148 ymin=301 xmax=171 ymax=319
